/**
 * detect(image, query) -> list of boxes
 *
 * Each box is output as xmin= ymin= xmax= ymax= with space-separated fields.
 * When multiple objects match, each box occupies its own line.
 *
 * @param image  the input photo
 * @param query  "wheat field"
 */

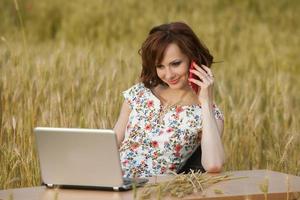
xmin=0 ymin=0 xmax=299 ymax=189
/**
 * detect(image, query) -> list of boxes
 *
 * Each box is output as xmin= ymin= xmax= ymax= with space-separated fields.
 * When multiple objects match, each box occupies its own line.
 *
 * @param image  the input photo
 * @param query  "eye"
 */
xmin=172 ymin=61 xmax=182 ymax=66
xmin=156 ymin=64 xmax=164 ymax=69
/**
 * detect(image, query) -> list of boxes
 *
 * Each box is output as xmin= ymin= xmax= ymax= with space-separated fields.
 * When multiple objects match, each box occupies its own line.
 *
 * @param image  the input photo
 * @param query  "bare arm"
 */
xmin=189 ymin=62 xmax=225 ymax=173
xmin=200 ymin=102 xmax=225 ymax=173
xmin=113 ymin=101 xmax=131 ymax=147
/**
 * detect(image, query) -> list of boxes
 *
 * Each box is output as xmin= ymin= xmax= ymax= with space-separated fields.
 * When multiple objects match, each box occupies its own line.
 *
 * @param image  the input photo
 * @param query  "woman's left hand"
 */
xmin=188 ymin=61 xmax=214 ymax=104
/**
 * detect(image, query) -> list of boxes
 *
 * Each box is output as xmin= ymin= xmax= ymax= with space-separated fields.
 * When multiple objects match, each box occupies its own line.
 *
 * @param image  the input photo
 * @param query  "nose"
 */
xmin=165 ymin=67 xmax=175 ymax=80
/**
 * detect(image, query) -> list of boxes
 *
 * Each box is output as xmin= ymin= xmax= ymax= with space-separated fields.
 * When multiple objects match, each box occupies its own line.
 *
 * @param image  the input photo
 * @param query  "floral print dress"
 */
xmin=119 ymin=83 xmax=224 ymax=178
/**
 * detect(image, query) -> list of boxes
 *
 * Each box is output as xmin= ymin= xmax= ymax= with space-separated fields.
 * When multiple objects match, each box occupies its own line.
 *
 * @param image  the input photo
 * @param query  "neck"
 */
xmin=161 ymin=84 xmax=192 ymax=95
xmin=158 ymin=84 xmax=193 ymax=106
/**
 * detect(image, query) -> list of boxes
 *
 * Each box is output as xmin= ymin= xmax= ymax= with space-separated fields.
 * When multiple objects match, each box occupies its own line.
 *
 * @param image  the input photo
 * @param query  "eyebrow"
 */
xmin=169 ymin=59 xmax=181 ymax=65
xmin=156 ymin=59 xmax=181 ymax=67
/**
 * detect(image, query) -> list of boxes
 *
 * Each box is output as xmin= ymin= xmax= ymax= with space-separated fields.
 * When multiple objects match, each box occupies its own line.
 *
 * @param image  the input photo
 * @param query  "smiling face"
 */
xmin=156 ymin=43 xmax=190 ymax=90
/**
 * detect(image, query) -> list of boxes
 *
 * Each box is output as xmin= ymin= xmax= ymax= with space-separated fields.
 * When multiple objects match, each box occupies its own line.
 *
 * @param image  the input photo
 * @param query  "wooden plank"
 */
xmin=183 ymin=170 xmax=300 ymax=200
xmin=0 ymin=170 xmax=299 ymax=200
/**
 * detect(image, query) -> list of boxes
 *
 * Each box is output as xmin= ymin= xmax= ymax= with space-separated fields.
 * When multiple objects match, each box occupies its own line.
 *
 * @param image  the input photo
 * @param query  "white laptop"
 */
xmin=34 ymin=127 xmax=148 ymax=191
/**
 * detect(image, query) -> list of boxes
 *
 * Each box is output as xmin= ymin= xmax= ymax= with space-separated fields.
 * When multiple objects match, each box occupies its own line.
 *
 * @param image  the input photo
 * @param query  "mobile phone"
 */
xmin=189 ymin=60 xmax=200 ymax=94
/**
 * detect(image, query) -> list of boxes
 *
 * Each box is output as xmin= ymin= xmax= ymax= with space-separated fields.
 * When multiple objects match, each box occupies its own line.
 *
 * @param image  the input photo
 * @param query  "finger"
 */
xmin=190 ymin=68 xmax=205 ymax=78
xmin=194 ymin=63 xmax=214 ymax=79
xmin=192 ymin=62 xmax=208 ymax=75
xmin=190 ymin=69 xmax=212 ymax=82
xmin=188 ymin=78 xmax=204 ymax=87
xmin=201 ymin=64 xmax=214 ymax=77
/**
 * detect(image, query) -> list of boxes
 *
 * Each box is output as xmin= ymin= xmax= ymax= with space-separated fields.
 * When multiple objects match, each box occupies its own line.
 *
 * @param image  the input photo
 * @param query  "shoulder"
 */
xmin=123 ymin=82 xmax=146 ymax=94
xmin=122 ymin=82 xmax=148 ymax=109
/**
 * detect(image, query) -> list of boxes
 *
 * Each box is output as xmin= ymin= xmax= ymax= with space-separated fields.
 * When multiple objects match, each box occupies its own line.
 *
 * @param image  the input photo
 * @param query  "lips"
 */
xmin=168 ymin=79 xmax=179 ymax=84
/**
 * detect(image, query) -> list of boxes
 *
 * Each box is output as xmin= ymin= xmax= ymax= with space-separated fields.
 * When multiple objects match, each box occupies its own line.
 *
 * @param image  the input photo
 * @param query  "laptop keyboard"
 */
xmin=123 ymin=177 xmax=148 ymax=185
xmin=123 ymin=178 xmax=132 ymax=185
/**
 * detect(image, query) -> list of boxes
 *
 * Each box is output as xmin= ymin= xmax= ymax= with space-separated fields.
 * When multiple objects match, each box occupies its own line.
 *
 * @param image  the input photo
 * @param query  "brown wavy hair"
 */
xmin=139 ymin=22 xmax=213 ymax=88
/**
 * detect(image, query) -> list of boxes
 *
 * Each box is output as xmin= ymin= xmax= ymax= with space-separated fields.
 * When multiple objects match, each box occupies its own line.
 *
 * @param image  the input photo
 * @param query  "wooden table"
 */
xmin=1 ymin=170 xmax=300 ymax=200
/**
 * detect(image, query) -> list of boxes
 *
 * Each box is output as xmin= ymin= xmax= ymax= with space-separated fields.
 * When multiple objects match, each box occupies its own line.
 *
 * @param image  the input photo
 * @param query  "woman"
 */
xmin=114 ymin=22 xmax=225 ymax=178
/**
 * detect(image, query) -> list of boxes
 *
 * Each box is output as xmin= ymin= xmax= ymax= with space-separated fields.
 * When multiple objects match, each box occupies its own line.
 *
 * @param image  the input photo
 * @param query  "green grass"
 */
xmin=0 ymin=0 xmax=299 ymax=189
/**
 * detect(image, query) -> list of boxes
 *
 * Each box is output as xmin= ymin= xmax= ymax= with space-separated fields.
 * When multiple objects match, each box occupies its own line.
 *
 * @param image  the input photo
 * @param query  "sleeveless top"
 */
xmin=119 ymin=83 xmax=224 ymax=177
